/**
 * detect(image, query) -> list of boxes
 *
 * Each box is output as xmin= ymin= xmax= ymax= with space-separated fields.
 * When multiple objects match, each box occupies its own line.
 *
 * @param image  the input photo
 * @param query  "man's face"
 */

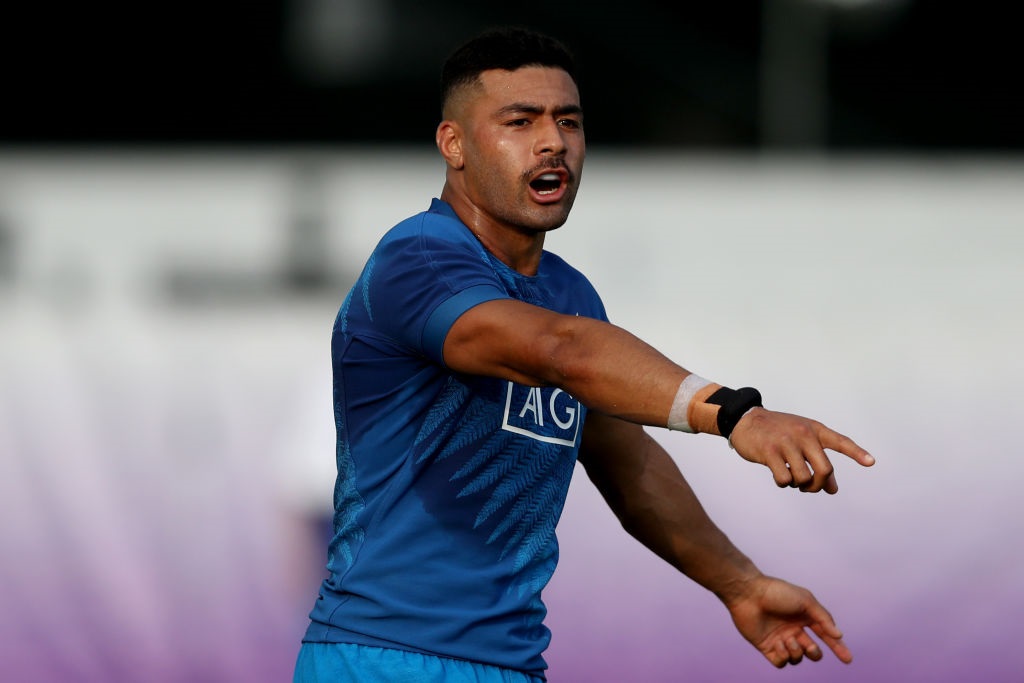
xmin=453 ymin=66 xmax=585 ymax=234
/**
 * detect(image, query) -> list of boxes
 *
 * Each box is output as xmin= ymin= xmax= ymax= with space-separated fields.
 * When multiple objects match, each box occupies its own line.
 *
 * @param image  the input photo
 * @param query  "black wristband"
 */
xmin=706 ymin=386 xmax=763 ymax=438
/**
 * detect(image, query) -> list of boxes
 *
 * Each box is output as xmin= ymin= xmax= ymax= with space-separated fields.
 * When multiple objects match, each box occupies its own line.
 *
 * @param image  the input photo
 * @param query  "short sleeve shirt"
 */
xmin=303 ymin=199 xmax=608 ymax=677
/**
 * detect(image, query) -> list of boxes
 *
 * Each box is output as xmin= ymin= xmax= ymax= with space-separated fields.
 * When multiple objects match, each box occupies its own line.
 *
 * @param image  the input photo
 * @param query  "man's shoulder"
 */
xmin=380 ymin=199 xmax=471 ymax=246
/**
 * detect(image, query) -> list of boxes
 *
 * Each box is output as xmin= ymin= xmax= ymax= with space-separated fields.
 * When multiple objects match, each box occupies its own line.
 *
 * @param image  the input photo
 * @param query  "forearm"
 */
xmin=543 ymin=317 xmax=689 ymax=424
xmin=618 ymin=445 xmax=760 ymax=604
xmin=446 ymin=302 xmax=688 ymax=427
xmin=582 ymin=419 xmax=762 ymax=605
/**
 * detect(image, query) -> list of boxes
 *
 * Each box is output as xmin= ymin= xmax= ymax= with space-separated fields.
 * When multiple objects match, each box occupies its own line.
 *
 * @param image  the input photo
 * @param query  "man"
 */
xmin=295 ymin=27 xmax=874 ymax=682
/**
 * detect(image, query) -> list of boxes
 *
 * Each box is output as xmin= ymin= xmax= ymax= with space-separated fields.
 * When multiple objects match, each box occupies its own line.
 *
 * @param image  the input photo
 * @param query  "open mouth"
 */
xmin=529 ymin=172 xmax=565 ymax=196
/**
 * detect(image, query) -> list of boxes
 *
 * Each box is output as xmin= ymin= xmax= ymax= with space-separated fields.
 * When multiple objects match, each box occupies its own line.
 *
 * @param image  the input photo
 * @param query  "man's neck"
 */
xmin=439 ymin=185 xmax=545 ymax=277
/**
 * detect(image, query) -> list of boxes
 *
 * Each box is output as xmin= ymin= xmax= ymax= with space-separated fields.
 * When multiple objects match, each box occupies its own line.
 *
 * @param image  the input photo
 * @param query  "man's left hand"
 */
xmin=725 ymin=574 xmax=853 ymax=668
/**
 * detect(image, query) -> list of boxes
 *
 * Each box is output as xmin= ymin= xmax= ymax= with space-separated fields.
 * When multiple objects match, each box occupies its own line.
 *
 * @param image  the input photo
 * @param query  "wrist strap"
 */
xmin=706 ymin=386 xmax=763 ymax=438
xmin=667 ymin=376 xmax=762 ymax=438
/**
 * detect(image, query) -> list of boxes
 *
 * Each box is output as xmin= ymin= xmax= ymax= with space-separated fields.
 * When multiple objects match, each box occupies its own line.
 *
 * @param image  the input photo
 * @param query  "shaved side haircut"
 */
xmin=440 ymin=27 xmax=579 ymax=115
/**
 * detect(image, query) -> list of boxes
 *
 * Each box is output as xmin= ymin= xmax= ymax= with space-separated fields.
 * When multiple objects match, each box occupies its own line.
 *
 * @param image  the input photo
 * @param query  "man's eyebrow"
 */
xmin=495 ymin=103 xmax=584 ymax=117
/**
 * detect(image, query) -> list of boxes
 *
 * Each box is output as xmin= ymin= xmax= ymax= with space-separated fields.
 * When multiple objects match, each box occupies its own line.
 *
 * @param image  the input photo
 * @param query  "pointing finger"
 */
xmin=817 ymin=425 xmax=874 ymax=467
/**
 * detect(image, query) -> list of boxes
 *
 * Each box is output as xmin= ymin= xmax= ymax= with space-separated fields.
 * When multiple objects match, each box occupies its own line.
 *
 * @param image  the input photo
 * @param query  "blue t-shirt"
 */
xmin=303 ymin=199 xmax=608 ymax=677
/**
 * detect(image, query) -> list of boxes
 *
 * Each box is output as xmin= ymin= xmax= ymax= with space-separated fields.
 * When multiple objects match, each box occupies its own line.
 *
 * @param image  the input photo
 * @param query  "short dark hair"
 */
xmin=440 ymin=27 xmax=578 ymax=112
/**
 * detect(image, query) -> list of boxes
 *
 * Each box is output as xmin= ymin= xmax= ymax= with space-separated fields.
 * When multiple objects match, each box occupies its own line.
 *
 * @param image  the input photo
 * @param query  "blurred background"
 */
xmin=4 ymin=0 xmax=1023 ymax=151
xmin=2 ymin=1 xmax=1022 ymax=682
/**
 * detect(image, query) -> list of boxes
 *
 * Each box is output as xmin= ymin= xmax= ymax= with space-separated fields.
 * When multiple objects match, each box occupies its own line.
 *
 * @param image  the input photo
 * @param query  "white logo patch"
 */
xmin=501 ymin=382 xmax=581 ymax=447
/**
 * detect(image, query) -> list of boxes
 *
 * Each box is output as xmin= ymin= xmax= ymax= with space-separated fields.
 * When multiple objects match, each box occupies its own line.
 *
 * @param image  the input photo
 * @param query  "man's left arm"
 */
xmin=577 ymin=412 xmax=853 ymax=668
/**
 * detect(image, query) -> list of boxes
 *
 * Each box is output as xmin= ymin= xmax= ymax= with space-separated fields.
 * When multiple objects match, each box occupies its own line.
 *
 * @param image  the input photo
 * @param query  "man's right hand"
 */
xmin=727 ymin=408 xmax=874 ymax=494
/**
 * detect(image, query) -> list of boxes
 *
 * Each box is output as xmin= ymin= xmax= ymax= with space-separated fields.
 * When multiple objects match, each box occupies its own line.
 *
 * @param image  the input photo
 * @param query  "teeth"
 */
xmin=531 ymin=172 xmax=563 ymax=196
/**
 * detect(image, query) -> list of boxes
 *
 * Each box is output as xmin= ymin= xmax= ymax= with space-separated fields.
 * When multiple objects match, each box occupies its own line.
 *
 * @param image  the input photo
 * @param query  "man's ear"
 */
xmin=436 ymin=120 xmax=465 ymax=170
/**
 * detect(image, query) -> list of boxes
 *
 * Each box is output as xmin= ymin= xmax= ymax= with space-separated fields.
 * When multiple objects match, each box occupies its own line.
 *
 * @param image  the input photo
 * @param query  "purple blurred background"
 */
xmin=2 ymin=152 xmax=1022 ymax=682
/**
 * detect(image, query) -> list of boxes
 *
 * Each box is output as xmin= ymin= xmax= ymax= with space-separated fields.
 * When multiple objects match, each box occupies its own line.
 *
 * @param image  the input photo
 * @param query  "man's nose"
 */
xmin=533 ymin=119 xmax=567 ymax=156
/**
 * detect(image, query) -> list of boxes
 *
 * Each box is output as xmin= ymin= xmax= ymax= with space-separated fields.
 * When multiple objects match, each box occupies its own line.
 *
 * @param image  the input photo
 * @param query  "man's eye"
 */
xmin=559 ymin=119 xmax=582 ymax=129
xmin=507 ymin=119 xmax=530 ymax=127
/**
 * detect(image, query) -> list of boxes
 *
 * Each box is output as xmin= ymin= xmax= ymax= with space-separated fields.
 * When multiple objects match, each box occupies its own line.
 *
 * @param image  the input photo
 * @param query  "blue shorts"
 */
xmin=294 ymin=642 xmax=545 ymax=683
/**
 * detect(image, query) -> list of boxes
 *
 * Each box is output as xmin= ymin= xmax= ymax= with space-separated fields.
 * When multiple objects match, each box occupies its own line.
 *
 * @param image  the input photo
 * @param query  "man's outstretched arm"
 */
xmin=577 ymin=412 xmax=853 ymax=667
xmin=444 ymin=298 xmax=873 ymax=494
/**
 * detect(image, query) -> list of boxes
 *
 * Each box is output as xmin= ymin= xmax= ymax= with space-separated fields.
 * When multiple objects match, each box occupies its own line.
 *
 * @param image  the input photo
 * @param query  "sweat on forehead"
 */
xmin=443 ymin=68 xmax=580 ymax=122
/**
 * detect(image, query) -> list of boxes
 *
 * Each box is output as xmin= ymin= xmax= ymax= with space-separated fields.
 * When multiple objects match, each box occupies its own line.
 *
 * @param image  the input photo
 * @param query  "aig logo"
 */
xmin=500 ymin=382 xmax=581 ymax=447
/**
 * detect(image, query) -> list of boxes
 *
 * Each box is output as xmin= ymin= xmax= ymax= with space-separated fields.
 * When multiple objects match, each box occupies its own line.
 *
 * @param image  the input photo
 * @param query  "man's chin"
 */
xmin=524 ymin=213 xmax=571 ymax=233
xmin=527 ymin=198 xmax=575 ymax=231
